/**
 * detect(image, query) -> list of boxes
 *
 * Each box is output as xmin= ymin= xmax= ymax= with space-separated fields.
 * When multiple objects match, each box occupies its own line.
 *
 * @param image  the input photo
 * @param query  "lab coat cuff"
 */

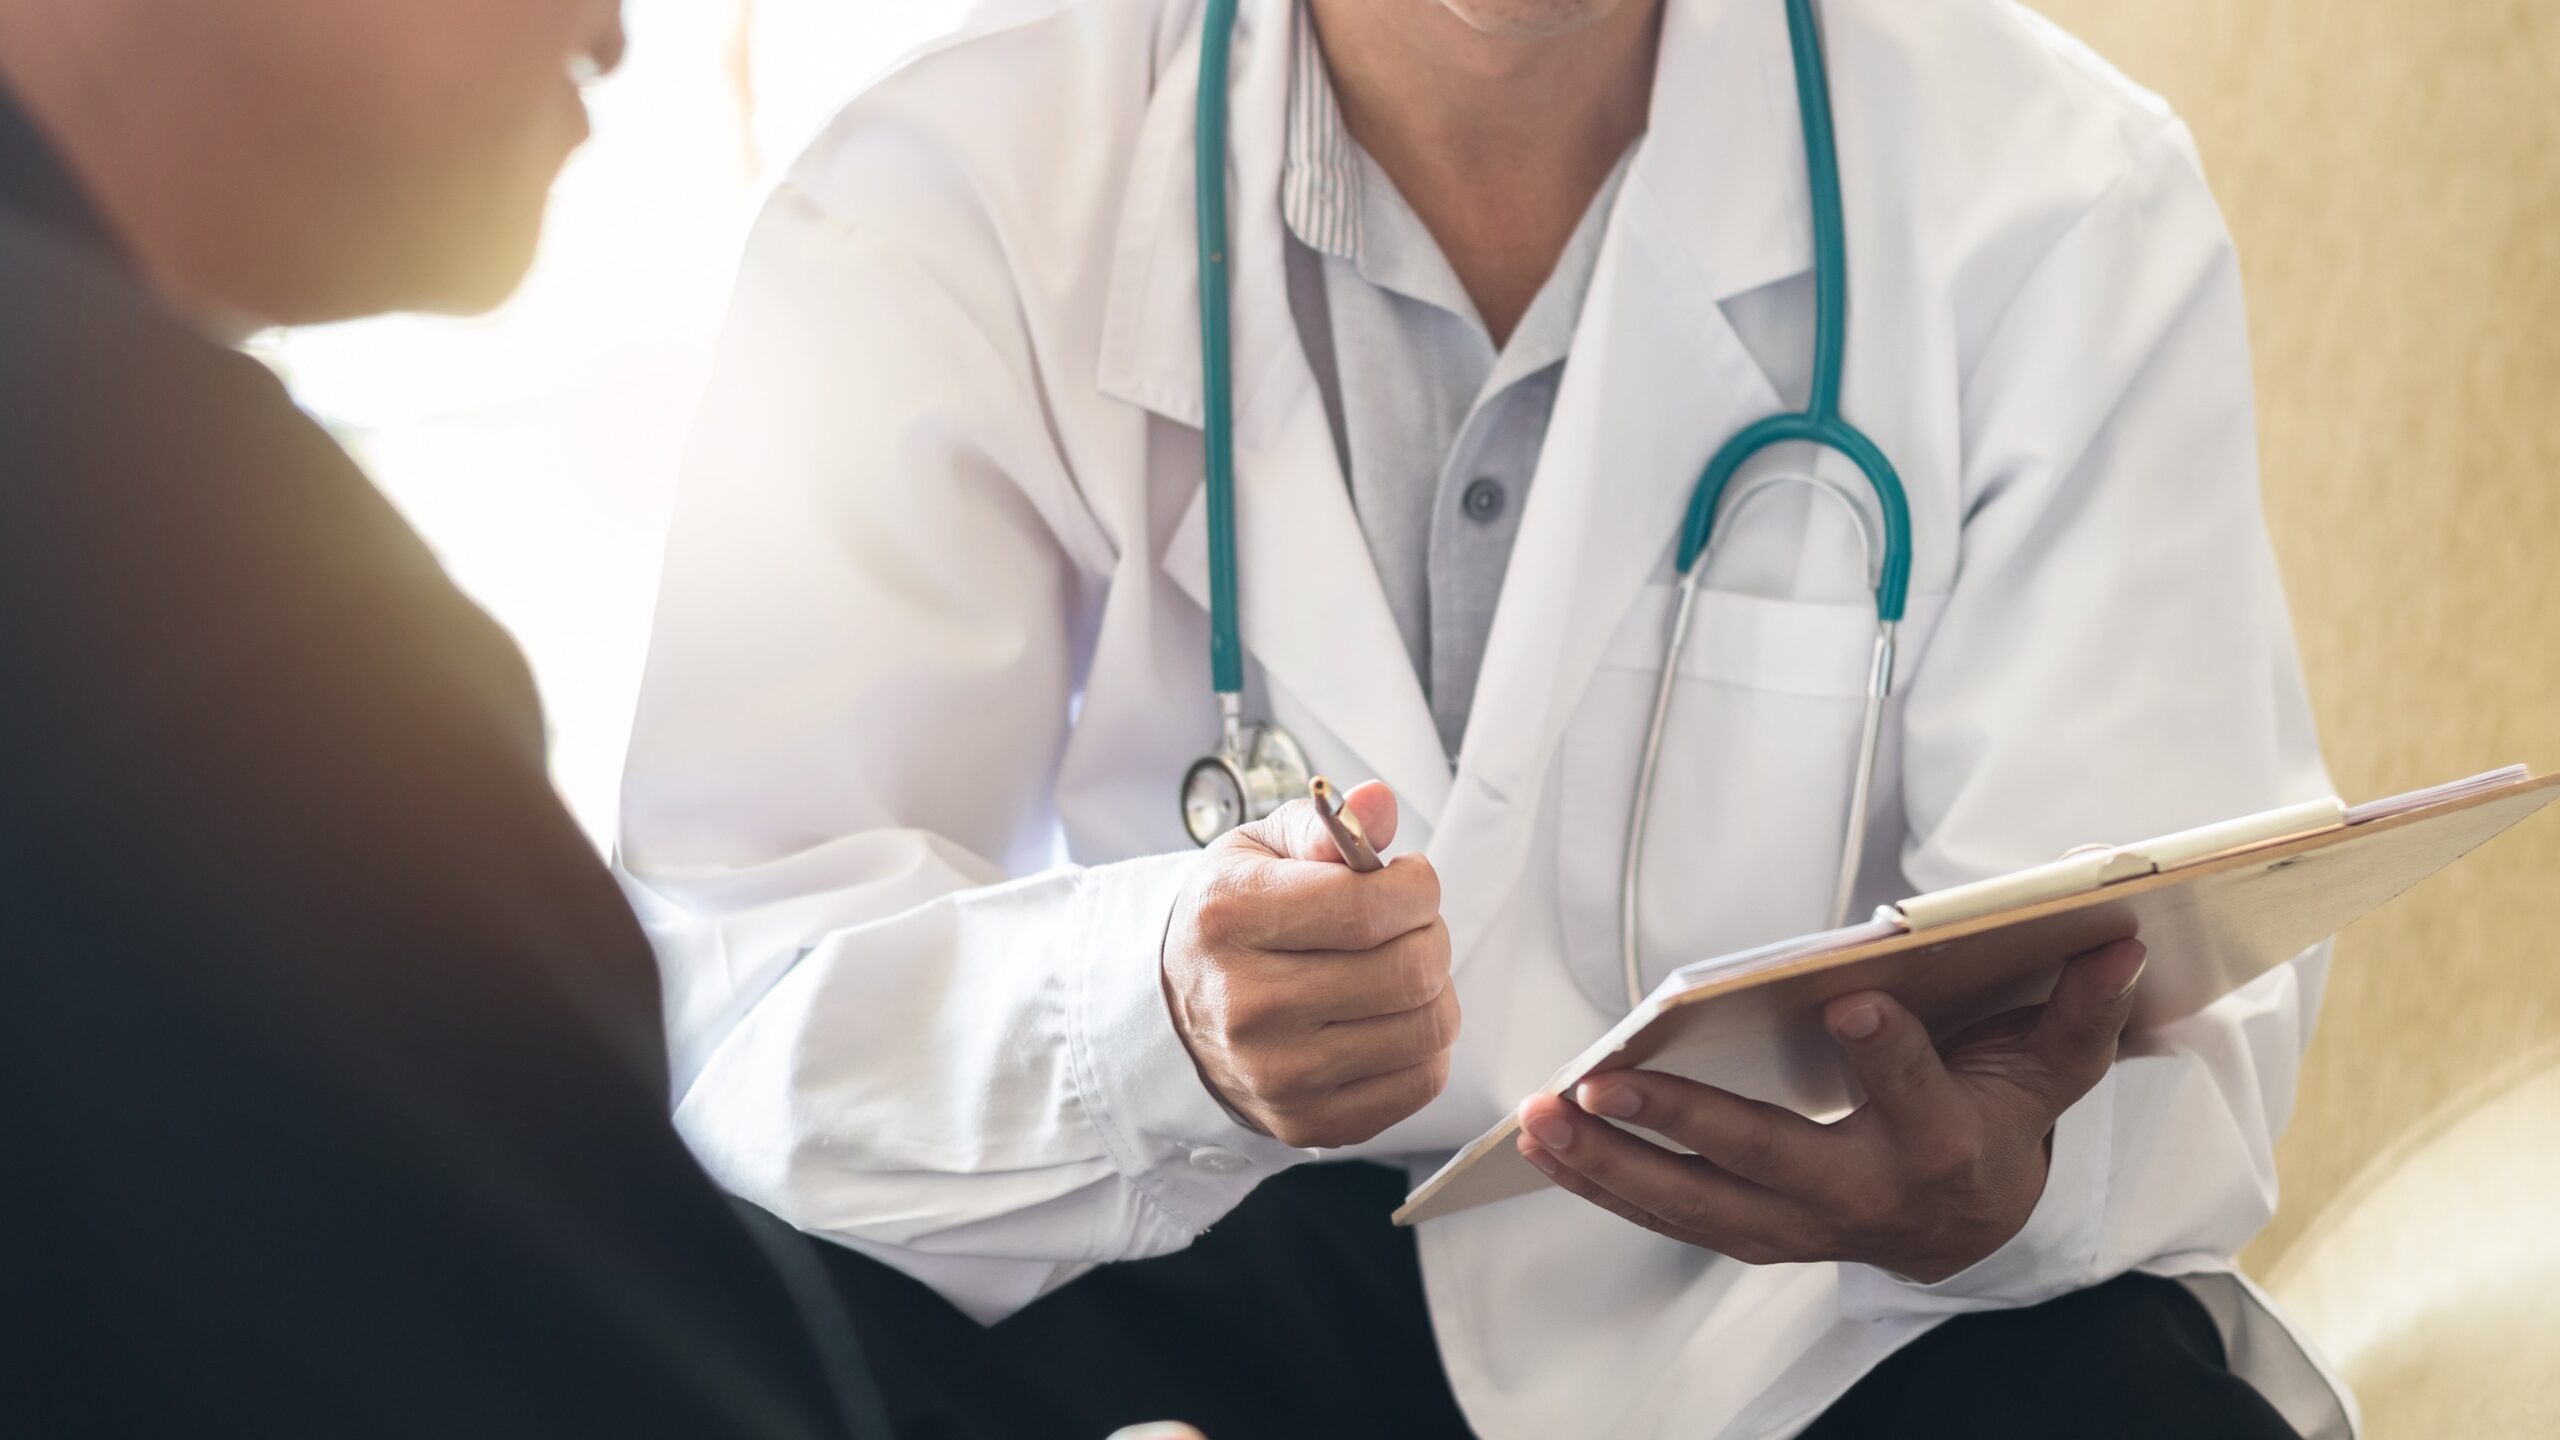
xmin=1068 ymin=850 xmax=1310 ymax=1237
xmin=1836 ymin=1068 xmax=2118 ymax=1320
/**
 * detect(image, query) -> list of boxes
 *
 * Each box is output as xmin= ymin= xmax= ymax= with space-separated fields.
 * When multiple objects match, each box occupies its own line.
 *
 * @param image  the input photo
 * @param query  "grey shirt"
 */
xmin=1282 ymin=2 xmax=1635 ymax=760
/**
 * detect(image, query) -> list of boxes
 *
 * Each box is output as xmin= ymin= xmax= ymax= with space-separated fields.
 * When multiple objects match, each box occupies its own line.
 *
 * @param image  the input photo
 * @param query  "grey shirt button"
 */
xmin=1461 ymin=477 xmax=1507 ymax=524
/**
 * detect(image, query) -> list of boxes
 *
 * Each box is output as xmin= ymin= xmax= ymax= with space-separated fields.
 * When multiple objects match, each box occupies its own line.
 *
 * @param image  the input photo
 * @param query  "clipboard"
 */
xmin=1395 ymin=766 xmax=2560 ymax=1227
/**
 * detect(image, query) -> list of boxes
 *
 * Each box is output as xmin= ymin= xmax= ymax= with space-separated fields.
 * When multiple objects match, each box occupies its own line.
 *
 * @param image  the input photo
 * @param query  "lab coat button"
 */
xmin=1187 ymin=1146 xmax=1251 ymax=1175
xmin=1461 ymin=477 xmax=1507 ymax=523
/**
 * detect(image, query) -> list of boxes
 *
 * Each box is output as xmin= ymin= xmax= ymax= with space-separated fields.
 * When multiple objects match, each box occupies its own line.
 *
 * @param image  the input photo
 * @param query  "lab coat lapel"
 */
xmin=1432 ymin=0 xmax=1815 ymax=961
xmin=1098 ymin=0 xmax=1454 ymax=824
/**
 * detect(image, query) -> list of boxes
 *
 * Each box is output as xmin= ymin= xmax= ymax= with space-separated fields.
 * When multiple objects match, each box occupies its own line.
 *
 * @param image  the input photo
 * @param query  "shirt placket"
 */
xmin=1424 ymin=371 xmax=1557 ymax=759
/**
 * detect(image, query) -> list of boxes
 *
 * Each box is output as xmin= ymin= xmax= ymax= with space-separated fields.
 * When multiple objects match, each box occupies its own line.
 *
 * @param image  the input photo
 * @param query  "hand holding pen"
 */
xmin=1159 ymin=776 xmax=1457 ymax=1149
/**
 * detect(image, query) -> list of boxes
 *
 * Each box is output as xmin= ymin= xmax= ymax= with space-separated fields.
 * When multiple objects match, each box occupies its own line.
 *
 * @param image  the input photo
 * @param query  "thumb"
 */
xmin=2023 ymin=938 xmax=2146 ymax=1109
xmin=1340 ymin=778 xmax=1400 ymax=851
xmin=1825 ymin=988 xmax=1960 ymax=1130
xmin=1237 ymin=780 xmax=1400 ymax=863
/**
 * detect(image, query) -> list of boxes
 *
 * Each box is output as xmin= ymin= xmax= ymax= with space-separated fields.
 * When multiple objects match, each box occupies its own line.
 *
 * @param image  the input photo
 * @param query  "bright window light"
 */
xmin=263 ymin=0 xmax=969 ymax=846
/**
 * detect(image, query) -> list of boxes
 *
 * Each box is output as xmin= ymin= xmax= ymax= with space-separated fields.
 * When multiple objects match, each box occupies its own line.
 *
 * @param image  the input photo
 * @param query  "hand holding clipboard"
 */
xmin=1402 ymin=766 xmax=2560 ymax=1227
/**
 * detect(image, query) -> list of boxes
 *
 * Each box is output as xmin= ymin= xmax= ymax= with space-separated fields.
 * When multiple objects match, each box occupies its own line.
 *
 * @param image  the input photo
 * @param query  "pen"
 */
xmin=1309 ymin=776 xmax=1385 ymax=873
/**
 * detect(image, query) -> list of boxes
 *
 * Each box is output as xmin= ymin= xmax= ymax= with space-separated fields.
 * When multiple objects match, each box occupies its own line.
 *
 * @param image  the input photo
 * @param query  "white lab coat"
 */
xmin=618 ymin=0 xmax=2355 ymax=1434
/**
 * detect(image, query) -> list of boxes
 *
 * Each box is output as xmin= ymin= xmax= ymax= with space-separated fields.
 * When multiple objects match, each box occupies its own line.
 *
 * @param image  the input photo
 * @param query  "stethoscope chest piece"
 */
xmin=1182 ymin=715 xmax=1312 ymax=847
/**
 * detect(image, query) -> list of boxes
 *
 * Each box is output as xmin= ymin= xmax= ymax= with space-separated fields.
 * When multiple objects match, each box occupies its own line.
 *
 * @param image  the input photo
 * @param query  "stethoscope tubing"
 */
xmin=1619 ymin=616 xmax=1897 ymax=1009
xmin=1197 ymin=0 xmax=1246 ymax=699
xmin=1621 ymin=475 xmax=1898 ymax=1010
xmin=1618 ymin=0 xmax=1911 ymax=1008
xmin=1678 ymin=413 xmax=1911 ymax=620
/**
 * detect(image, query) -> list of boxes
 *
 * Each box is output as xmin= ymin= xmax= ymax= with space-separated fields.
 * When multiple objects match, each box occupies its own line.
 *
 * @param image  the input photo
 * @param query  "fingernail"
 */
xmin=1109 ymin=1426 xmax=1205 ymax=1440
xmin=1577 ymin=1080 xmax=1640 ymax=1119
xmin=1522 ymin=1109 xmax=1575 ymax=1151
xmin=2112 ymin=955 xmax=2149 ymax=1001
xmin=1835 ymin=1001 xmax=1882 ymax=1041
xmin=1520 ymin=1144 xmax=1560 ymax=1176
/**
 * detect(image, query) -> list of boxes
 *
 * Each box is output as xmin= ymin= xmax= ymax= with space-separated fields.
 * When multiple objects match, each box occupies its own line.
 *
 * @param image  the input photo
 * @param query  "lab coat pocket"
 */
xmin=1557 ymin=586 xmax=1908 ymax=1011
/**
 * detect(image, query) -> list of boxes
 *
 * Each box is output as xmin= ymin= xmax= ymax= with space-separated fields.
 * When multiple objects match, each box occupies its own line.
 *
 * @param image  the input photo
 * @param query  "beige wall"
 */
xmin=2020 ymin=0 xmax=2560 ymax=1269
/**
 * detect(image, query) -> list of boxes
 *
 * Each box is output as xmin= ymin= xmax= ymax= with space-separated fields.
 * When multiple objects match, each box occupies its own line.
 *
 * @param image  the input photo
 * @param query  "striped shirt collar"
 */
xmin=1281 ymin=1 xmax=1362 ymax=260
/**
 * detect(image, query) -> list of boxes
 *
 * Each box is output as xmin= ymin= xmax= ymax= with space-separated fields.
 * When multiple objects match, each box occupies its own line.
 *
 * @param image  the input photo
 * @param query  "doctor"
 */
xmin=622 ymin=0 xmax=2347 ymax=1435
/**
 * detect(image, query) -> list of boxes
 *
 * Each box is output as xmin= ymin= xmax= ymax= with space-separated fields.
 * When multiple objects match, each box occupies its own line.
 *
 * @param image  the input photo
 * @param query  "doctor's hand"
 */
xmin=1513 ymin=938 xmax=2147 ymax=1284
xmin=1163 ymin=781 xmax=1457 ymax=1150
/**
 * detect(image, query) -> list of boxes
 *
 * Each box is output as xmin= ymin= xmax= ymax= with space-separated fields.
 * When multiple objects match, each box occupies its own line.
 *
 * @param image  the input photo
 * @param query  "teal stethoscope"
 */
xmin=1178 ymin=0 xmax=1914 ymax=1011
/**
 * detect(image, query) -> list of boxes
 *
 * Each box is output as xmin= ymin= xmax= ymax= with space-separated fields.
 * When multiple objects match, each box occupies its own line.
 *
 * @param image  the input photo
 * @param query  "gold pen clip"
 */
xmin=1309 ymin=776 xmax=1385 ymax=873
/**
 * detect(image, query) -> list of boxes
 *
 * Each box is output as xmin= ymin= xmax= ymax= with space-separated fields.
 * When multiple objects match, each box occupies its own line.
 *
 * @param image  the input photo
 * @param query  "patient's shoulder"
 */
xmin=0 ymin=212 xmax=539 ymax=787
xmin=0 ymin=212 xmax=336 ymax=521
xmin=0 ymin=211 xmax=432 ymax=583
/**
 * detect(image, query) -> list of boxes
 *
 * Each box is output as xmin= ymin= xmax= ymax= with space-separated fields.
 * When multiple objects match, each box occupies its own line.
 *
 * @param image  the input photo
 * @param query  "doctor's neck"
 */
xmin=1306 ymin=0 xmax=1663 ymax=345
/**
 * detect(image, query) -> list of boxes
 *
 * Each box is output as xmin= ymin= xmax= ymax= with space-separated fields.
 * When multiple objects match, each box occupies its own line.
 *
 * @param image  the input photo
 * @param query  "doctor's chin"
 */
xmin=6 ymin=2 xmax=2553 ymax=1438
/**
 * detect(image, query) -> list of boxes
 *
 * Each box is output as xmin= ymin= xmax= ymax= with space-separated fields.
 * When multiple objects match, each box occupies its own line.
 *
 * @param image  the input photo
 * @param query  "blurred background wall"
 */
xmin=271 ymin=0 xmax=2559 ymax=1417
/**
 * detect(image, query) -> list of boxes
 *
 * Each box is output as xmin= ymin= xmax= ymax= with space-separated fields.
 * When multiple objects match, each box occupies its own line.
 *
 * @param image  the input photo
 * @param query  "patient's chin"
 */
xmin=423 ymin=239 xmax=543 ymax=318
xmin=397 ymin=199 xmax=551 ymax=319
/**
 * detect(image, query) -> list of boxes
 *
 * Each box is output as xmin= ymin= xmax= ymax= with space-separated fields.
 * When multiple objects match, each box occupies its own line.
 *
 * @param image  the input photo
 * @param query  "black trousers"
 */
xmin=797 ymin=1162 xmax=2300 ymax=1439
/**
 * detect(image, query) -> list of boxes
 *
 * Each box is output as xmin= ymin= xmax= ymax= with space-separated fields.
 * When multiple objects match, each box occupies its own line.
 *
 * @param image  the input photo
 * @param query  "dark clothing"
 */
xmin=0 ymin=88 xmax=885 ymax=1438
xmin=818 ymin=1162 xmax=2301 ymax=1440
xmin=1797 ymin=1268 xmax=2300 ymax=1440
xmin=813 ymin=1163 xmax=1478 ymax=1440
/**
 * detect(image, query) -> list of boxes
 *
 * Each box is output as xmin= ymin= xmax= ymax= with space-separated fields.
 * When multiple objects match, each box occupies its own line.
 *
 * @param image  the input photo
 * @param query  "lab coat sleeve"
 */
xmin=615 ymin=182 xmax=1305 ymax=1325
xmin=1837 ymin=124 xmax=2333 ymax=1321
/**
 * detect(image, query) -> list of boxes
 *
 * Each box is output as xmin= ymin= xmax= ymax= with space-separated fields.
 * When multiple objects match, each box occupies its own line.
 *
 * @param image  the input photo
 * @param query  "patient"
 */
xmin=0 ymin=1 xmax=892 ymax=1433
